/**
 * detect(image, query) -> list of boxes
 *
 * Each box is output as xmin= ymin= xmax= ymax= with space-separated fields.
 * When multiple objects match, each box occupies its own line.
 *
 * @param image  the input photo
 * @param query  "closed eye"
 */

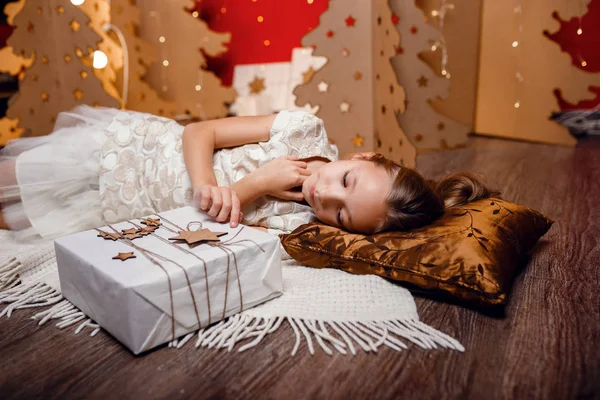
xmin=343 ymin=171 xmax=349 ymax=187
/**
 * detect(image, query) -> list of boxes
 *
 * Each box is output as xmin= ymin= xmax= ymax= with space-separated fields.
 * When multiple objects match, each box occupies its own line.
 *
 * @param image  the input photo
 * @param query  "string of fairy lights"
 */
xmin=512 ymin=0 xmax=590 ymax=110
xmin=68 ymin=0 xmax=593 ymax=115
xmin=576 ymin=0 xmax=588 ymax=69
xmin=513 ymin=0 xmax=523 ymax=109
xmin=429 ymin=0 xmax=454 ymax=80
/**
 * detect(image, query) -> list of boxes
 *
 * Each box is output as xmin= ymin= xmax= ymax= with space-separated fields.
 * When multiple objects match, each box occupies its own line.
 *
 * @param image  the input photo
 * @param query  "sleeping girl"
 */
xmin=0 ymin=106 xmax=496 ymax=241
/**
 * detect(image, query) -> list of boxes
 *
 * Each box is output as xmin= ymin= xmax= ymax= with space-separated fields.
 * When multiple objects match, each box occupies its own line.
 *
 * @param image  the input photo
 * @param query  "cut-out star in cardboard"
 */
xmin=317 ymin=81 xmax=329 ymax=93
xmin=169 ymin=228 xmax=228 ymax=245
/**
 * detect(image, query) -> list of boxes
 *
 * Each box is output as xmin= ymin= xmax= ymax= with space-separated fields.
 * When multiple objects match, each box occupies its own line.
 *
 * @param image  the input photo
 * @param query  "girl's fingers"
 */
xmin=216 ymin=188 xmax=232 ymax=222
xmin=229 ymin=192 xmax=241 ymax=228
xmin=298 ymin=168 xmax=312 ymax=176
xmin=199 ymin=186 xmax=212 ymax=211
xmin=280 ymin=190 xmax=305 ymax=201
xmin=286 ymin=155 xmax=299 ymax=160
xmin=295 ymin=174 xmax=309 ymax=186
xmin=294 ymin=161 xmax=308 ymax=169
xmin=207 ymin=187 xmax=223 ymax=217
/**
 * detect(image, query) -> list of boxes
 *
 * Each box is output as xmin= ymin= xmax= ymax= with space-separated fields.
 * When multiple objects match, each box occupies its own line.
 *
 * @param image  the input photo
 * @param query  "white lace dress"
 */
xmin=0 ymin=106 xmax=338 ymax=242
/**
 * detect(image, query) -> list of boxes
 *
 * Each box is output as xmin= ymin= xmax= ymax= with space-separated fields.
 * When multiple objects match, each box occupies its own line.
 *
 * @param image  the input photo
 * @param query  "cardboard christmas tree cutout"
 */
xmin=5 ymin=0 xmax=119 ymax=137
xmin=0 ymin=0 xmax=29 ymax=146
xmin=0 ymin=0 xmax=31 ymax=76
xmin=294 ymin=0 xmax=416 ymax=167
xmin=476 ymin=0 xmax=598 ymax=146
xmin=545 ymin=0 xmax=600 ymax=110
xmin=110 ymin=0 xmax=177 ymax=117
xmin=389 ymin=0 xmax=470 ymax=150
xmin=135 ymin=0 xmax=235 ymax=120
xmin=78 ymin=0 xmax=123 ymax=106
xmin=416 ymin=0 xmax=484 ymax=130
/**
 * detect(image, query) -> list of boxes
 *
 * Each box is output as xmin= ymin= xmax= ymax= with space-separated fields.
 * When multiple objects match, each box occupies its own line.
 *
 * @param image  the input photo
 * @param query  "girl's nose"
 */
xmin=318 ymin=185 xmax=343 ymax=206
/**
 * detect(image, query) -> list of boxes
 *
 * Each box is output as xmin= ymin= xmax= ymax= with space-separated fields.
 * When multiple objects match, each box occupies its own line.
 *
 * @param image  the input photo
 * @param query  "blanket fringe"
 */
xmin=173 ymin=315 xmax=465 ymax=355
xmin=2 ymin=270 xmax=465 ymax=355
xmin=0 ymin=276 xmax=101 ymax=336
xmin=0 ymin=256 xmax=22 ymax=292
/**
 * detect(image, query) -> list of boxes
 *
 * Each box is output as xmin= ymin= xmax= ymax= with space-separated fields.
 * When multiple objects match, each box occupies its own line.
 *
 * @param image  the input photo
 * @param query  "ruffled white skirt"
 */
xmin=0 ymin=105 xmax=120 ymax=242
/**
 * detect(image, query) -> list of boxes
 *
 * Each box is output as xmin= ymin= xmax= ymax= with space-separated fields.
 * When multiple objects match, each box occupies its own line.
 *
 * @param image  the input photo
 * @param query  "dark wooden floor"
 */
xmin=1 ymin=136 xmax=599 ymax=400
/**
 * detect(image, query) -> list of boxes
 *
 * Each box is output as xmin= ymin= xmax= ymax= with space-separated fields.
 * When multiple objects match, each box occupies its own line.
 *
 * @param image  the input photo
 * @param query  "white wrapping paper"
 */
xmin=54 ymin=207 xmax=282 ymax=354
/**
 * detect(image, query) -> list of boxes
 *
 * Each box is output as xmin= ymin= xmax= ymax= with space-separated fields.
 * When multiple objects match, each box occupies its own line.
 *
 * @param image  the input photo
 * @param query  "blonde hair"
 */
xmin=368 ymin=154 xmax=500 ymax=233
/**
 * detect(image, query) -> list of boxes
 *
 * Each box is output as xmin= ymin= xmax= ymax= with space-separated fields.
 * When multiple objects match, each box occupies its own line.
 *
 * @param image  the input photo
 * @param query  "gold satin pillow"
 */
xmin=281 ymin=198 xmax=553 ymax=306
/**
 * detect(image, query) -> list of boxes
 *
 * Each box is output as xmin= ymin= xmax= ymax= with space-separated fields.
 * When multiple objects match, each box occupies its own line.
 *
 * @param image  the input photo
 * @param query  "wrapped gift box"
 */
xmin=54 ymin=206 xmax=283 ymax=354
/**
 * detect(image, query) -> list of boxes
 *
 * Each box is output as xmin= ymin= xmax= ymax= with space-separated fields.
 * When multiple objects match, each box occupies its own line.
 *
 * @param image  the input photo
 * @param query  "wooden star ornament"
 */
xmin=124 ymin=232 xmax=143 ymax=240
xmin=97 ymin=231 xmax=123 ymax=241
xmin=112 ymin=252 xmax=136 ymax=262
xmin=141 ymin=217 xmax=161 ymax=227
xmin=169 ymin=228 xmax=228 ymax=245
xmin=138 ymin=226 xmax=158 ymax=236
xmin=249 ymin=76 xmax=266 ymax=94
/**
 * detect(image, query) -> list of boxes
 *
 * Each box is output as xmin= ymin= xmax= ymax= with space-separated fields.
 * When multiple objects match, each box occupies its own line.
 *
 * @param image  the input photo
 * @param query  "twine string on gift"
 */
xmin=106 ymin=225 xmax=204 ymax=331
xmin=94 ymin=227 xmax=178 ymax=340
xmin=155 ymin=214 xmax=241 ymax=314
xmin=126 ymin=220 xmax=214 ymax=325
xmin=153 ymin=214 xmax=265 ymax=315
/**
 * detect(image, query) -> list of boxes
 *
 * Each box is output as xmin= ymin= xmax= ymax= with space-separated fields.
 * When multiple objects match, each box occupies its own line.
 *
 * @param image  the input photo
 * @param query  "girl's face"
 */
xmin=301 ymin=159 xmax=391 ymax=234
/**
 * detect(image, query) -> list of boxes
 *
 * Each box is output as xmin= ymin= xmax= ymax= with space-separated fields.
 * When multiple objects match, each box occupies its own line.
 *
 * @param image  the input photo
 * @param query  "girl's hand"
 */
xmin=253 ymin=156 xmax=311 ymax=201
xmin=193 ymin=185 xmax=243 ymax=228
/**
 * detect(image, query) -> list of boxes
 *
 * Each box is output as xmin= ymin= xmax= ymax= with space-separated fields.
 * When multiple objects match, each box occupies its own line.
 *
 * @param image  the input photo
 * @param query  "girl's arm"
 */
xmin=182 ymin=114 xmax=309 ymax=228
xmin=182 ymin=114 xmax=278 ymax=227
xmin=182 ymin=114 xmax=276 ymax=190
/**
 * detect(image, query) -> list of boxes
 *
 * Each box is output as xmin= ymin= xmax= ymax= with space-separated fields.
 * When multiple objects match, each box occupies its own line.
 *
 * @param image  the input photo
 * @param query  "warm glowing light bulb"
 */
xmin=431 ymin=45 xmax=437 ymax=51
xmin=577 ymin=28 xmax=583 ymax=35
xmin=441 ymin=69 xmax=447 ymax=76
xmin=307 ymin=0 xmax=314 ymax=3
xmin=195 ymin=85 xmax=202 ymax=91
xmin=431 ymin=10 xmax=439 ymax=17
xmin=70 ymin=0 xmax=85 ymax=5
xmin=514 ymin=101 xmax=521 ymax=109
xmin=192 ymin=11 xmax=199 ymax=18
xmin=512 ymin=41 xmax=519 ymax=48
xmin=159 ymin=36 xmax=165 ymax=43
xmin=257 ymin=15 xmax=264 ymax=22
xmin=221 ymin=7 xmax=226 ymax=13
xmin=162 ymin=60 xmax=169 ymax=67
xmin=92 ymin=50 xmax=108 ymax=69
xmin=582 ymin=61 xmax=587 ymax=67
xmin=264 ymin=39 xmax=270 ymax=46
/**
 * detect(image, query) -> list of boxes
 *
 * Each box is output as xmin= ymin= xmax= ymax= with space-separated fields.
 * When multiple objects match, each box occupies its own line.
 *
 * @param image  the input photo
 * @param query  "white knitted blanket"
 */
xmin=0 ymin=230 xmax=464 ymax=355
